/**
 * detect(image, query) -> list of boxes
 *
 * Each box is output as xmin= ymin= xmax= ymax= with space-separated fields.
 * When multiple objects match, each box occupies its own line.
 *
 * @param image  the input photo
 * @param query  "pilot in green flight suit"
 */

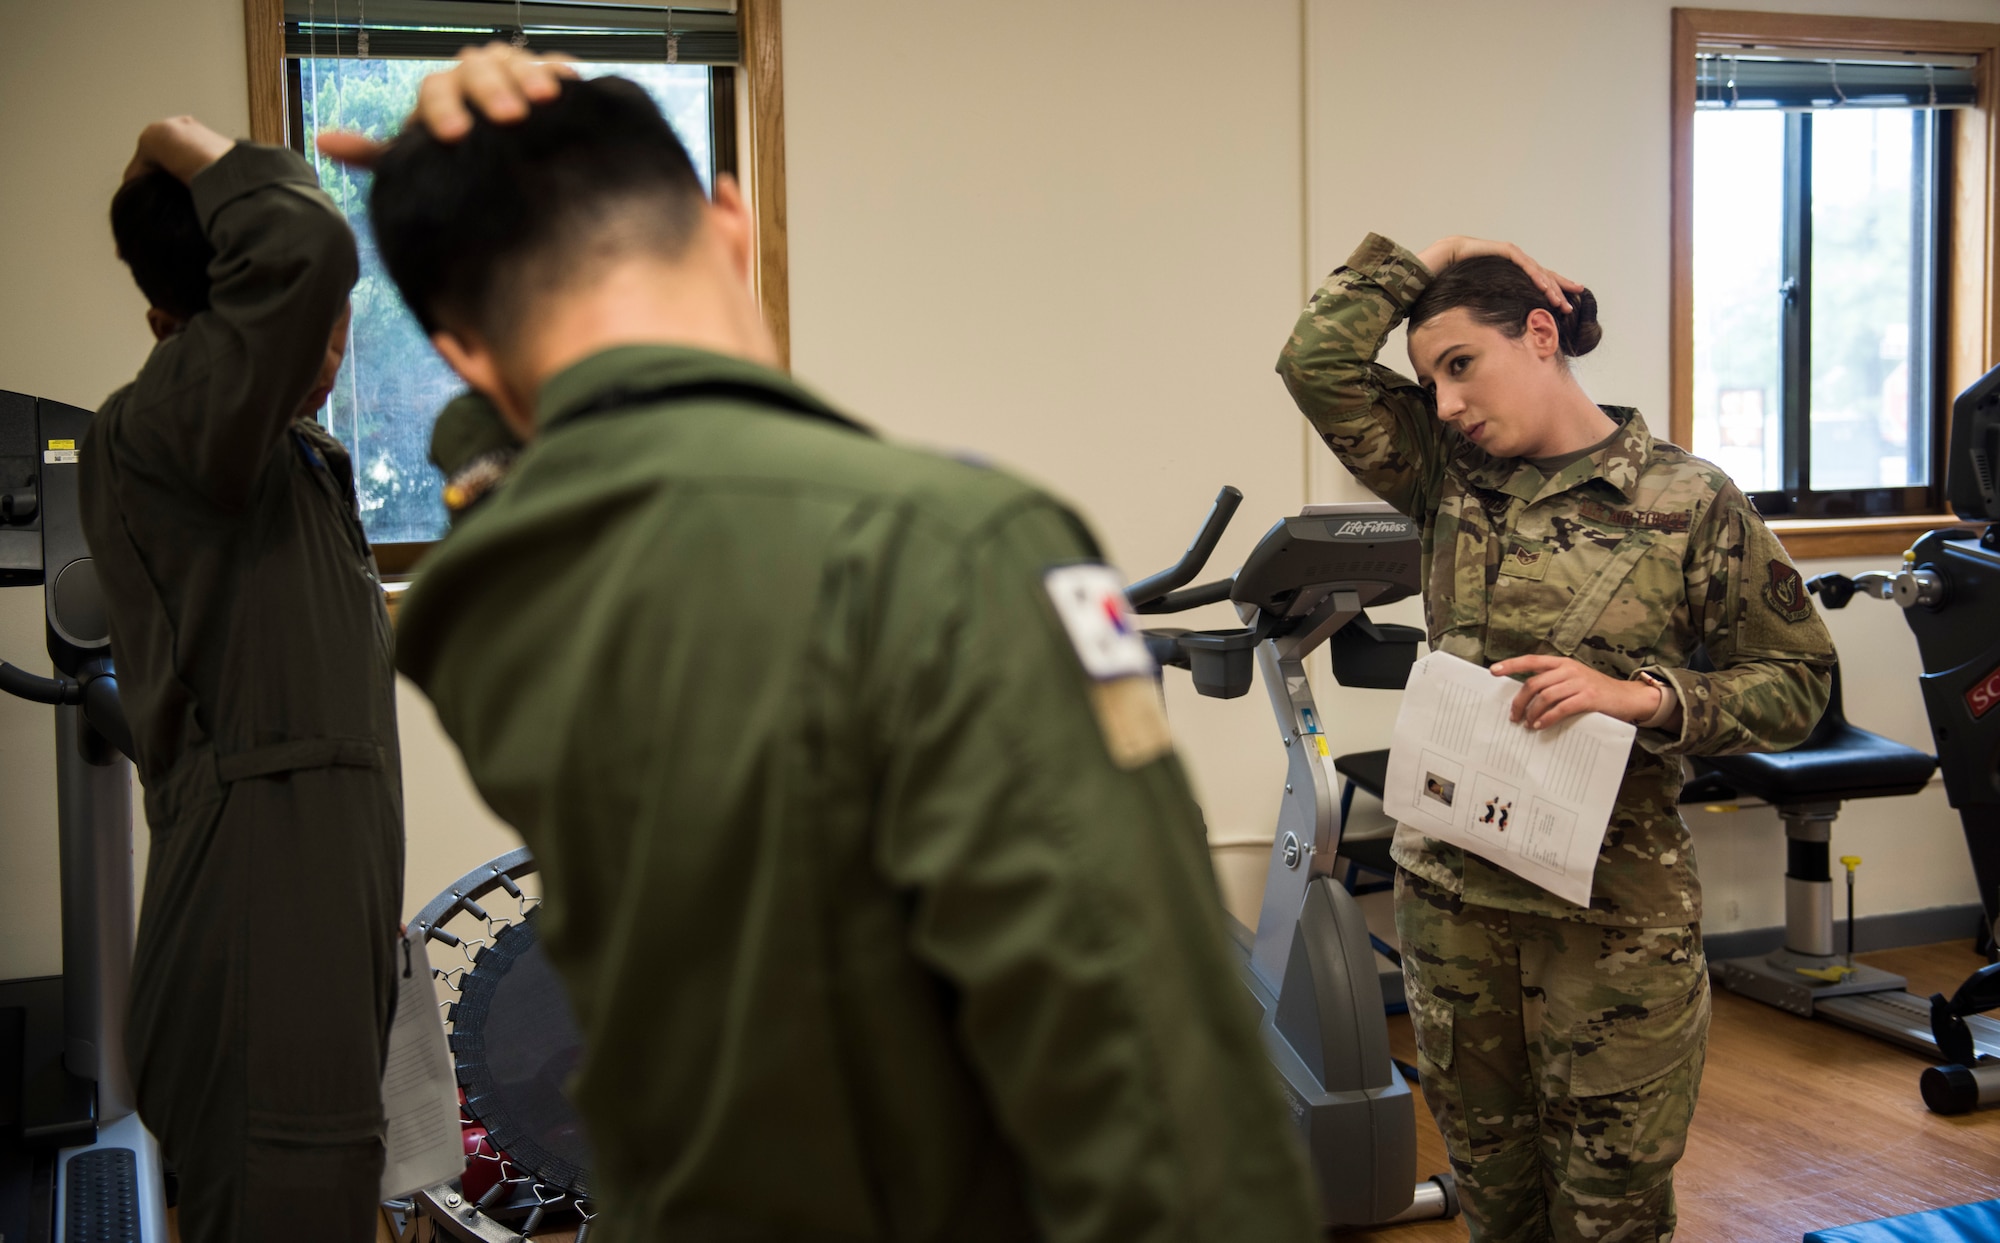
xmin=356 ymin=52 xmax=1321 ymax=1242
xmin=82 ymin=118 xmax=402 ymax=1243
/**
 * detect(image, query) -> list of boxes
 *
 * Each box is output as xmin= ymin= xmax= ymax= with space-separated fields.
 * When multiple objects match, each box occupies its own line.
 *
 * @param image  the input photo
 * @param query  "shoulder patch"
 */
xmin=1044 ymin=564 xmax=1172 ymax=769
xmin=1761 ymin=559 xmax=1814 ymax=624
xmin=1044 ymin=564 xmax=1155 ymax=680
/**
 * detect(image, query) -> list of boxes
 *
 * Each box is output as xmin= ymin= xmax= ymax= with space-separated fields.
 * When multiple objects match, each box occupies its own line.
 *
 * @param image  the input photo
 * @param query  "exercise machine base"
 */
xmin=1718 ymin=952 xmax=2000 ymax=1060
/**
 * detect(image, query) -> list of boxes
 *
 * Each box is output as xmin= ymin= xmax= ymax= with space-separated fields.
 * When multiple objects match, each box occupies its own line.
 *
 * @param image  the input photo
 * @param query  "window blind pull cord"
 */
xmin=1927 ymin=63 xmax=1938 ymax=109
xmin=666 ymin=5 xmax=679 ymax=64
xmin=513 ymin=0 xmax=527 ymax=48
xmin=356 ymin=0 xmax=367 ymax=59
xmin=1829 ymin=59 xmax=1847 ymax=106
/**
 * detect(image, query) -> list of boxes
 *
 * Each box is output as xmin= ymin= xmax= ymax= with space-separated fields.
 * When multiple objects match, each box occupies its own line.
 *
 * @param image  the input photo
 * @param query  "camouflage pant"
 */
xmin=1395 ymin=870 xmax=1709 ymax=1243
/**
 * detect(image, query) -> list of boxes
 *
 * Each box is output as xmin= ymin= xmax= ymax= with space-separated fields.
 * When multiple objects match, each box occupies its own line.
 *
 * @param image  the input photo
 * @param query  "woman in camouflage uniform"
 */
xmin=1277 ymin=235 xmax=1837 ymax=1242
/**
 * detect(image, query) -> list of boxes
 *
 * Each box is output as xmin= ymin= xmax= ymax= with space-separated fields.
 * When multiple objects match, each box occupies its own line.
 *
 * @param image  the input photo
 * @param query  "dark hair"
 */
xmin=370 ymin=76 xmax=707 ymax=346
xmin=110 ymin=170 xmax=215 ymax=319
xmin=1407 ymin=256 xmax=1602 ymax=358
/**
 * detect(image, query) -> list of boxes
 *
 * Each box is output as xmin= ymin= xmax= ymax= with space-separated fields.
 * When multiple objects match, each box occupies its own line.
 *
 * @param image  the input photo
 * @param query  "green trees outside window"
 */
xmin=292 ymin=57 xmax=715 ymax=545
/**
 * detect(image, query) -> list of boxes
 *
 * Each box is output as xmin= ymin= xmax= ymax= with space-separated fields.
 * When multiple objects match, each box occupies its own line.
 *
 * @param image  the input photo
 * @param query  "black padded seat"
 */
xmin=1341 ymin=833 xmax=1397 ymax=878
xmin=1334 ymin=748 xmax=1389 ymax=798
xmin=1329 ymin=745 xmax=1402 ymax=973
xmin=1687 ymin=667 xmax=1935 ymax=806
xmin=1333 ymin=748 xmax=1397 ymax=877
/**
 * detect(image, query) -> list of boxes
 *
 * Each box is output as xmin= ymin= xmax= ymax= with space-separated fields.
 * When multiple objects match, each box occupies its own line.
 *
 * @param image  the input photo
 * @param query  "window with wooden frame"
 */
xmin=1671 ymin=9 xmax=2000 ymax=558
xmin=240 ymin=0 xmax=789 ymax=571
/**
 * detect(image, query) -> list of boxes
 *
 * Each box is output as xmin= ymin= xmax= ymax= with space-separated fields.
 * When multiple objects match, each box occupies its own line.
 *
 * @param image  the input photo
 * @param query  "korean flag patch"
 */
xmin=1044 ymin=564 xmax=1156 ymax=681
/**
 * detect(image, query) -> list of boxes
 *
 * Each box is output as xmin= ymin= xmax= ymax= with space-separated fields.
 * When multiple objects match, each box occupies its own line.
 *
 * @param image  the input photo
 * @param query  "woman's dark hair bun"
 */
xmin=1408 ymin=254 xmax=1604 ymax=363
xmin=1557 ymin=288 xmax=1601 ymax=358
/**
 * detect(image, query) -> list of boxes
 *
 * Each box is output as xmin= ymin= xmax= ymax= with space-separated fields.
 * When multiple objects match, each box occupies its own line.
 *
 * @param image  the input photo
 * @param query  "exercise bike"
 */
xmin=1126 ymin=487 xmax=1456 ymax=1229
xmin=0 ymin=389 xmax=169 ymax=1242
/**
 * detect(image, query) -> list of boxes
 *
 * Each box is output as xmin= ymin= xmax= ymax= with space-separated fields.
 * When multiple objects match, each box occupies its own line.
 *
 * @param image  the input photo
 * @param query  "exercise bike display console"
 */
xmin=0 ymin=389 xmax=169 ymax=1243
xmin=1129 ymin=488 xmax=1455 ymax=1229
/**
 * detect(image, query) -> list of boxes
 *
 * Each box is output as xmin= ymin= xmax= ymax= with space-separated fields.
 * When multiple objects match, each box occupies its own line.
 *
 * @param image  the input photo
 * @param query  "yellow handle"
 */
xmin=1840 ymin=855 xmax=1862 ymax=873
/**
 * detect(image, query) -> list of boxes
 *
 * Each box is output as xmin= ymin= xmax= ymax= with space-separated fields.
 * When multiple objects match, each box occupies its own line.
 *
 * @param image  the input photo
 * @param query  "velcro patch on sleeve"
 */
xmin=1089 ymin=677 xmax=1176 ymax=769
xmin=1043 ymin=564 xmax=1155 ymax=681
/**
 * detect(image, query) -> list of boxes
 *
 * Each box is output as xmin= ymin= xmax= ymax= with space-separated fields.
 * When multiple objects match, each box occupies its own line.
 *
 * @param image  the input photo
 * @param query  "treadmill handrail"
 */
xmin=0 ymin=659 xmax=136 ymax=760
xmin=1125 ymin=486 xmax=1242 ymax=608
xmin=1 ymin=660 xmax=81 ymax=705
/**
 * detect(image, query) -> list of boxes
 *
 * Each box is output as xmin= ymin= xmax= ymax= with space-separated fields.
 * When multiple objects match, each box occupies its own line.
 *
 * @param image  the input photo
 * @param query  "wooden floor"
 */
xmin=1346 ymin=940 xmax=2000 ymax=1241
xmin=176 ymin=942 xmax=1988 ymax=1242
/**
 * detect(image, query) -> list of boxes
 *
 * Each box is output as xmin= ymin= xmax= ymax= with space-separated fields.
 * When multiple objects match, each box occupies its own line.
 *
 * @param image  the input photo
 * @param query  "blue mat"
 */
xmin=1805 ymin=1199 xmax=2000 ymax=1241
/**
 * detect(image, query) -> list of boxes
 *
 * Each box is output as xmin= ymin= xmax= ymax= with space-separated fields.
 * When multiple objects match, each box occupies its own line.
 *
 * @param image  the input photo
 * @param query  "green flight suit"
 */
xmin=394 ymin=346 xmax=1320 ymax=1243
xmin=1277 ymin=234 xmax=1837 ymax=1242
xmin=79 ymin=144 xmax=403 ymax=1243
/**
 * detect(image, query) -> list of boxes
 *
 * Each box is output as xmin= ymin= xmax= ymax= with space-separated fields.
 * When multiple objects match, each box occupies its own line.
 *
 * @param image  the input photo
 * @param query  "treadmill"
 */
xmin=0 ymin=388 xmax=169 ymax=1243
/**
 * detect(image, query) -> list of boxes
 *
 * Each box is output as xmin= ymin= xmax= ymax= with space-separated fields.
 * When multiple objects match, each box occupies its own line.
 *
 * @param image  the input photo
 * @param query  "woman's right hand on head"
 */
xmin=317 ymin=43 xmax=576 ymax=169
xmin=1415 ymin=236 xmax=1583 ymax=313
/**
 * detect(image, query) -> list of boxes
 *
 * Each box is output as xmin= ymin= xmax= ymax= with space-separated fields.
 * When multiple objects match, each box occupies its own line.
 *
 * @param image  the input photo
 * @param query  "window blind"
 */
xmin=1696 ymin=50 xmax=1977 ymax=109
xmin=283 ymin=0 xmax=738 ymax=64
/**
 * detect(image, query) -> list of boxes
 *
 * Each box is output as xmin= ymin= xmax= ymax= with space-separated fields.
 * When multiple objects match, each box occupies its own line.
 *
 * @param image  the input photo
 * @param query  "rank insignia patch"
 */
xmin=1762 ymin=559 xmax=1814 ymax=624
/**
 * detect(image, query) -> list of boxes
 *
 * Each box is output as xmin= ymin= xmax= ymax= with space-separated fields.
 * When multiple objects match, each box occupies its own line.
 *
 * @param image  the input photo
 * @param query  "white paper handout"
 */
xmin=1382 ymin=650 xmax=1637 ymax=907
xmin=379 ymin=928 xmax=468 ymax=1199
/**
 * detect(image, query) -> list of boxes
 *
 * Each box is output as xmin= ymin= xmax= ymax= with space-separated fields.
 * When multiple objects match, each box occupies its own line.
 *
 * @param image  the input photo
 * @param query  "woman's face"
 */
xmin=1408 ymin=306 xmax=1562 ymax=458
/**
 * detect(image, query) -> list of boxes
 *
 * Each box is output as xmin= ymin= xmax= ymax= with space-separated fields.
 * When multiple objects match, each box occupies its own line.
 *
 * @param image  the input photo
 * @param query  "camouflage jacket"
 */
xmin=1277 ymin=233 xmax=1836 ymax=927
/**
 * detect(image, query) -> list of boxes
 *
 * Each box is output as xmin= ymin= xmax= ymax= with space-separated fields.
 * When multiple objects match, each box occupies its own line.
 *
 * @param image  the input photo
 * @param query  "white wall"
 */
xmin=784 ymin=0 xmax=1310 ymax=880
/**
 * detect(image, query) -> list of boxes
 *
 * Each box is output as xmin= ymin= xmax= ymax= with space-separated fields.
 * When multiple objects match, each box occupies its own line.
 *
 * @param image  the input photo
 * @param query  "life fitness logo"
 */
xmin=1967 ymin=662 xmax=2000 ymax=719
xmin=1332 ymin=518 xmax=1408 ymax=538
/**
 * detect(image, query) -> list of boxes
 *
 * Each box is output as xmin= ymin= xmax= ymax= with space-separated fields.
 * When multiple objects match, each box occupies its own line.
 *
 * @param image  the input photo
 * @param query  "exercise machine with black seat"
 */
xmin=0 ymin=388 xmax=169 ymax=1243
xmin=1680 ymin=665 xmax=1959 ymax=1049
xmin=1127 ymin=487 xmax=1454 ymax=1229
xmin=1923 ymin=960 xmax=2000 ymax=1113
xmin=1686 ymin=361 xmax=2000 ymax=1068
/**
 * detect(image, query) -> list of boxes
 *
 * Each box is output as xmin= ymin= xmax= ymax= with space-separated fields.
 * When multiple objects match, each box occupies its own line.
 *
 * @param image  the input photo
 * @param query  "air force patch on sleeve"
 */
xmin=1762 ymin=559 xmax=1814 ymax=624
xmin=1044 ymin=563 xmax=1156 ymax=680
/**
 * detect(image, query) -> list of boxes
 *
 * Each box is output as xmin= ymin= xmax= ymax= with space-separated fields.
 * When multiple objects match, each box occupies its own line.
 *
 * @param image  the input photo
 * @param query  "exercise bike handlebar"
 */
xmin=1125 ymin=485 xmax=1242 ymax=609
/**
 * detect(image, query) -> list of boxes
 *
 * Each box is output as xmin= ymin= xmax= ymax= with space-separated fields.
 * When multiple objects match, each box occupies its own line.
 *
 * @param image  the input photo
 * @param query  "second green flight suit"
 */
xmin=80 ymin=144 xmax=403 ymax=1243
xmin=395 ymin=345 xmax=1321 ymax=1243
xmin=1278 ymin=234 xmax=1837 ymax=1243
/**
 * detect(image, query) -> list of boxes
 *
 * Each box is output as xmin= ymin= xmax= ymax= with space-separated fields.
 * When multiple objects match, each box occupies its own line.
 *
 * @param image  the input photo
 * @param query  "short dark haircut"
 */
xmin=1408 ymin=256 xmax=1602 ymax=359
xmin=370 ymin=76 xmax=707 ymax=347
xmin=110 ymin=170 xmax=215 ymax=320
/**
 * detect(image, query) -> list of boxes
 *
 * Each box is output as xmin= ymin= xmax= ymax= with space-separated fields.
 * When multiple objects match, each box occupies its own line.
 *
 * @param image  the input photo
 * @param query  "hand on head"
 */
xmin=125 ymin=116 xmax=236 ymax=185
xmin=1416 ymin=236 xmax=1583 ymax=313
xmin=316 ymin=43 xmax=577 ymax=169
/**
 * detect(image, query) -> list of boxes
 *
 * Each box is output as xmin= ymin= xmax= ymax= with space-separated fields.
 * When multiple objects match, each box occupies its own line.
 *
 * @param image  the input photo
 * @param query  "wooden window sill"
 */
xmin=1771 ymin=513 xmax=1987 ymax=561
